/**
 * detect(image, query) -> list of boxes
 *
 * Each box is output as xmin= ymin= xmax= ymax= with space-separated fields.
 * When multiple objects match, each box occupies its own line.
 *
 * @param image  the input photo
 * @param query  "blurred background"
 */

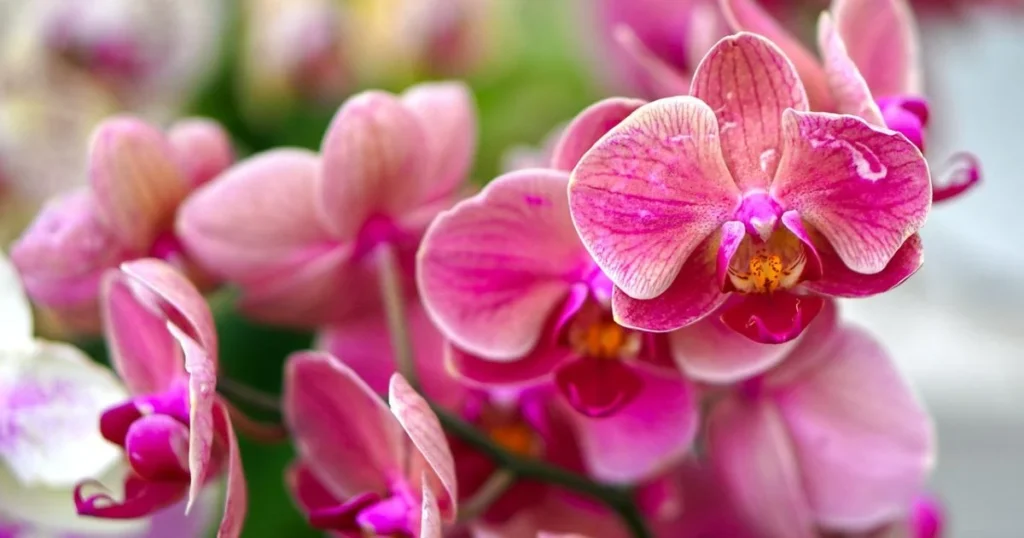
xmin=0 ymin=0 xmax=1021 ymax=536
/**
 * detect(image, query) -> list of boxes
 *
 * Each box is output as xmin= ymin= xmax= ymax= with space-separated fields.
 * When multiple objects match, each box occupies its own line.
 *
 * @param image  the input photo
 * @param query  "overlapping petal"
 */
xmin=166 ymin=119 xmax=235 ymax=188
xmin=400 ymin=81 xmax=477 ymax=201
xmin=804 ymin=233 xmax=923 ymax=297
xmin=832 ymin=0 xmax=921 ymax=97
xmin=551 ymin=98 xmax=646 ymax=172
xmin=670 ymin=314 xmax=796 ymax=383
xmin=817 ymin=14 xmax=884 ymax=125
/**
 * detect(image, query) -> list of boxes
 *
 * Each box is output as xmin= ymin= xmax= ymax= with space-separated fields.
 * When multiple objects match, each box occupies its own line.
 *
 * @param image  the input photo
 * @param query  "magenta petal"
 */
xmin=553 ymin=358 xmax=643 ymax=418
xmin=771 ymin=110 xmax=930 ymax=275
xmin=400 ymin=81 xmax=477 ymax=202
xmin=805 ymin=233 xmax=922 ymax=298
xmin=551 ymin=97 xmax=646 ymax=172
xmin=716 ymin=221 xmax=746 ymax=290
xmin=612 ymin=237 xmax=728 ymax=332
xmin=832 ymin=0 xmax=921 ymax=97
xmin=817 ymin=14 xmax=885 ymax=126
xmin=418 ymin=169 xmax=587 ymax=360
xmin=932 ymin=152 xmax=981 ymax=204
xmin=720 ymin=292 xmax=825 ymax=344
xmin=670 ymin=315 xmax=797 ymax=383
xmin=213 ymin=402 xmax=247 ymax=538
xmin=448 ymin=342 xmax=568 ymax=390
xmin=307 ymin=492 xmax=380 ymax=530
xmin=690 ymin=33 xmax=809 ymax=190
xmin=781 ymin=211 xmax=822 ymax=282
xmin=286 ymin=460 xmax=343 ymax=517
xmin=75 ymin=476 xmax=188 ymax=520
xmin=123 ymin=414 xmax=190 ymax=482
xmin=568 ymin=96 xmax=738 ymax=300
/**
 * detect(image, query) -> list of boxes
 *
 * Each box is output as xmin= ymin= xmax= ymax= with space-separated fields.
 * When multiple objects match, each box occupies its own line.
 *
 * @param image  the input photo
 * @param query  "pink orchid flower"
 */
xmin=74 ymin=259 xmax=246 ymax=538
xmin=283 ymin=351 xmax=457 ymax=537
xmin=705 ymin=302 xmax=934 ymax=538
xmin=177 ymin=81 xmax=475 ymax=328
xmin=11 ymin=116 xmax=233 ymax=334
xmin=419 ymin=167 xmax=698 ymax=483
xmin=568 ymin=32 xmax=931 ymax=344
xmin=720 ymin=0 xmax=981 ymax=202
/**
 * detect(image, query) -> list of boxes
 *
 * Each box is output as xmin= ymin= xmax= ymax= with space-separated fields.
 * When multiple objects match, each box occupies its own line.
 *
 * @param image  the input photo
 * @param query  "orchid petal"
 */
xmin=568 ymin=96 xmax=738 ymax=300
xmin=285 ymin=460 xmax=341 ymax=516
xmin=553 ymin=358 xmax=644 ymax=418
xmin=817 ymin=14 xmax=884 ymax=125
xmin=74 ymin=476 xmax=188 ymax=520
xmin=771 ymin=110 xmax=931 ymax=275
xmin=832 ymin=0 xmax=921 ymax=97
xmin=213 ymin=402 xmax=248 ymax=538
xmin=123 ymin=415 xmax=190 ymax=482
xmin=716 ymin=221 xmax=746 ymax=290
xmin=611 ymin=25 xmax=691 ymax=99
xmin=166 ymin=323 xmax=216 ymax=515
xmin=418 ymin=169 xmax=587 ymax=360
xmin=720 ymin=292 xmax=826 ymax=344
xmin=806 ymin=233 xmax=923 ymax=298
xmin=400 ymin=81 xmax=477 ymax=202
xmin=166 ymin=119 xmax=234 ymax=188
xmin=389 ymin=374 xmax=457 ymax=522
xmin=319 ymin=91 xmax=430 ymax=238
xmin=671 ymin=314 xmax=796 ymax=383
xmin=283 ymin=352 xmax=403 ymax=499
xmin=420 ymin=480 xmax=443 ymax=538
xmin=776 ymin=325 xmax=935 ymax=529
xmin=0 ymin=252 xmax=33 ymax=346
xmin=88 ymin=117 xmax=189 ymax=252
xmin=551 ymin=97 xmax=646 ymax=172
xmin=932 ymin=152 xmax=981 ymax=204
xmin=707 ymin=397 xmax=816 ymax=538
xmin=568 ymin=370 xmax=697 ymax=483
xmin=447 ymin=343 xmax=568 ymax=390
xmin=612 ymin=236 xmax=727 ymax=331
xmin=119 ymin=259 xmax=218 ymax=356
xmin=690 ymin=32 xmax=808 ymax=190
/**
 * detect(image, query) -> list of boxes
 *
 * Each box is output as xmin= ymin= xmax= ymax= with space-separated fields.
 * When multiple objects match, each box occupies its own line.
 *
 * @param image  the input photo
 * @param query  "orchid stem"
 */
xmin=457 ymin=468 xmax=517 ymax=523
xmin=376 ymin=243 xmax=420 ymax=391
xmin=217 ymin=377 xmax=281 ymax=414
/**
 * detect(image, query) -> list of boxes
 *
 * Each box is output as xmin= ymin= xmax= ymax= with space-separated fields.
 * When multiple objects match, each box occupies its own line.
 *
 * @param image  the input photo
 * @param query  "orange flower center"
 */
xmin=569 ymin=320 xmax=639 ymax=360
xmin=729 ymin=229 xmax=807 ymax=294
xmin=486 ymin=422 xmax=540 ymax=457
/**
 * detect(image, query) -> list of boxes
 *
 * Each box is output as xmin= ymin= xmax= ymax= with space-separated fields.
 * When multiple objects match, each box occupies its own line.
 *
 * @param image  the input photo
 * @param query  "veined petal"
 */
xmin=832 ymin=0 xmax=921 ymax=97
xmin=389 ymin=375 xmax=457 ymax=522
xmin=805 ymin=233 xmax=923 ymax=298
xmin=718 ymin=0 xmax=832 ymax=110
xmin=420 ymin=480 xmax=442 ymax=538
xmin=418 ymin=169 xmax=587 ymax=360
xmin=775 ymin=325 xmax=935 ymax=529
xmin=283 ymin=352 xmax=403 ymax=500
xmin=167 ymin=324 xmax=216 ymax=515
xmin=319 ymin=91 xmax=431 ymax=239
xmin=567 ymin=370 xmax=697 ymax=483
xmin=447 ymin=343 xmax=568 ymax=389
xmin=771 ymin=110 xmax=931 ymax=275
xmin=568 ymin=96 xmax=738 ymax=300
xmin=166 ymin=119 xmax=235 ymax=188
xmin=611 ymin=26 xmax=691 ymax=99
xmin=671 ymin=314 xmax=796 ymax=383
xmin=720 ymin=292 xmax=826 ymax=345
xmin=213 ymin=402 xmax=247 ymax=538
xmin=0 ymin=252 xmax=33 ymax=347
xmin=707 ymin=397 xmax=816 ymax=538
xmin=119 ymin=259 xmax=218 ymax=356
xmin=400 ymin=81 xmax=477 ymax=202
xmin=817 ymin=14 xmax=884 ymax=126
xmin=551 ymin=97 xmax=646 ymax=172
xmin=690 ymin=32 xmax=808 ymax=190
xmin=88 ymin=117 xmax=190 ymax=252
xmin=612 ymin=236 xmax=728 ymax=332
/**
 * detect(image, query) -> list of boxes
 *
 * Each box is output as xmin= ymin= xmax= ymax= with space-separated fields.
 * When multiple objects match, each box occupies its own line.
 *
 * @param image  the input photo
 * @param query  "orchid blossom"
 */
xmin=283 ymin=351 xmax=456 ymax=537
xmin=705 ymin=302 xmax=934 ymax=538
xmin=10 ymin=116 xmax=233 ymax=334
xmin=73 ymin=259 xmax=246 ymax=537
xmin=568 ymin=33 xmax=931 ymax=344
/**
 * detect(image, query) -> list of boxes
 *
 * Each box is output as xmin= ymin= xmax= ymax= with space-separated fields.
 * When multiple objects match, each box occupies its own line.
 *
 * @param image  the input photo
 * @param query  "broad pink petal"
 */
xmin=568 ymin=96 xmax=738 ymax=300
xmin=119 ymin=259 xmax=218 ymax=356
xmin=447 ymin=343 xmax=569 ymax=389
xmin=817 ymin=14 xmax=884 ymax=125
xmin=389 ymin=375 xmax=457 ymax=522
xmin=771 ymin=110 xmax=931 ymax=274
xmin=932 ymin=152 xmax=981 ymax=204
xmin=167 ymin=323 xmax=215 ymax=515
xmin=167 ymin=119 xmax=234 ymax=188
xmin=832 ymin=0 xmax=921 ymax=97
xmin=400 ymin=81 xmax=476 ymax=202
xmin=319 ymin=91 xmax=431 ymax=238
xmin=567 ymin=370 xmax=697 ymax=483
xmin=671 ymin=314 xmax=796 ymax=383
xmin=551 ymin=97 xmax=646 ymax=172
xmin=418 ymin=169 xmax=587 ymax=360
xmin=612 ymin=237 xmax=728 ymax=331
xmin=611 ymin=26 xmax=691 ymax=99
xmin=283 ymin=352 xmax=404 ymax=499
xmin=690 ymin=33 xmax=808 ymax=190
xmin=88 ymin=117 xmax=190 ymax=252
xmin=553 ymin=358 xmax=644 ymax=418
xmin=213 ymin=402 xmax=247 ymax=538
xmin=706 ymin=397 xmax=816 ymax=538
xmin=776 ymin=325 xmax=935 ymax=529
xmin=805 ymin=233 xmax=923 ymax=298
xmin=719 ymin=0 xmax=833 ymax=111
xmin=176 ymin=149 xmax=334 ymax=282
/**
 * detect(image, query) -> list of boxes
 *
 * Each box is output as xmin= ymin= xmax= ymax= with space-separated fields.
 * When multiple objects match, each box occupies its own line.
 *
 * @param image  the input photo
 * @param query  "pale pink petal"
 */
xmin=817 ymin=14 xmax=885 ymax=125
xmin=551 ymin=97 xmax=646 ymax=172
xmin=567 ymin=370 xmax=697 ymax=483
xmin=771 ymin=110 xmax=930 ymax=274
xmin=212 ymin=402 xmax=247 ymax=538
xmin=805 ymin=233 xmax=923 ymax=298
xmin=283 ymin=352 xmax=404 ymax=499
xmin=775 ymin=325 xmax=935 ymax=529
xmin=176 ymin=149 xmax=335 ymax=282
xmin=119 ymin=259 xmax=218 ymax=356
xmin=690 ymin=33 xmax=808 ymax=191
xmin=88 ymin=117 xmax=190 ymax=252
xmin=568 ymin=96 xmax=738 ymax=300
xmin=612 ymin=237 xmax=728 ymax=331
xmin=685 ymin=1 xmax=731 ymax=74
xmin=167 ymin=119 xmax=235 ymax=188
xmin=418 ymin=169 xmax=588 ymax=360
xmin=670 ymin=314 xmax=796 ymax=383
xmin=447 ymin=343 xmax=568 ymax=389
xmin=719 ymin=0 xmax=833 ymax=111
xmin=832 ymin=0 xmax=921 ymax=97
xmin=319 ymin=91 xmax=431 ymax=238
xmin=167 ymin=323 xmax=216 ymax=515
xmin=389 ymin=374 xmax=457 ymax=522
xmin=706 ymin=397 xmax=816 ymax=538
xmin=401 ymin=81 xmax=477 ymax=202
xmin=611 ymin=26 xmax=692 ymax=99
xmin=420 ymin=481 xmax=443 ymax=538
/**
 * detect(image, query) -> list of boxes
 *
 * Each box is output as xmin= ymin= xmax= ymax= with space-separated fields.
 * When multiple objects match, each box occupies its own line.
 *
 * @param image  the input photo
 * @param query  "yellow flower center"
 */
xmin=487 ymin=422 xmax=540 ymax=457
xmin=568 ymin=319 xmax=640 ymax=360
xmin=728 ymin=229 xmax=807 ymax=294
